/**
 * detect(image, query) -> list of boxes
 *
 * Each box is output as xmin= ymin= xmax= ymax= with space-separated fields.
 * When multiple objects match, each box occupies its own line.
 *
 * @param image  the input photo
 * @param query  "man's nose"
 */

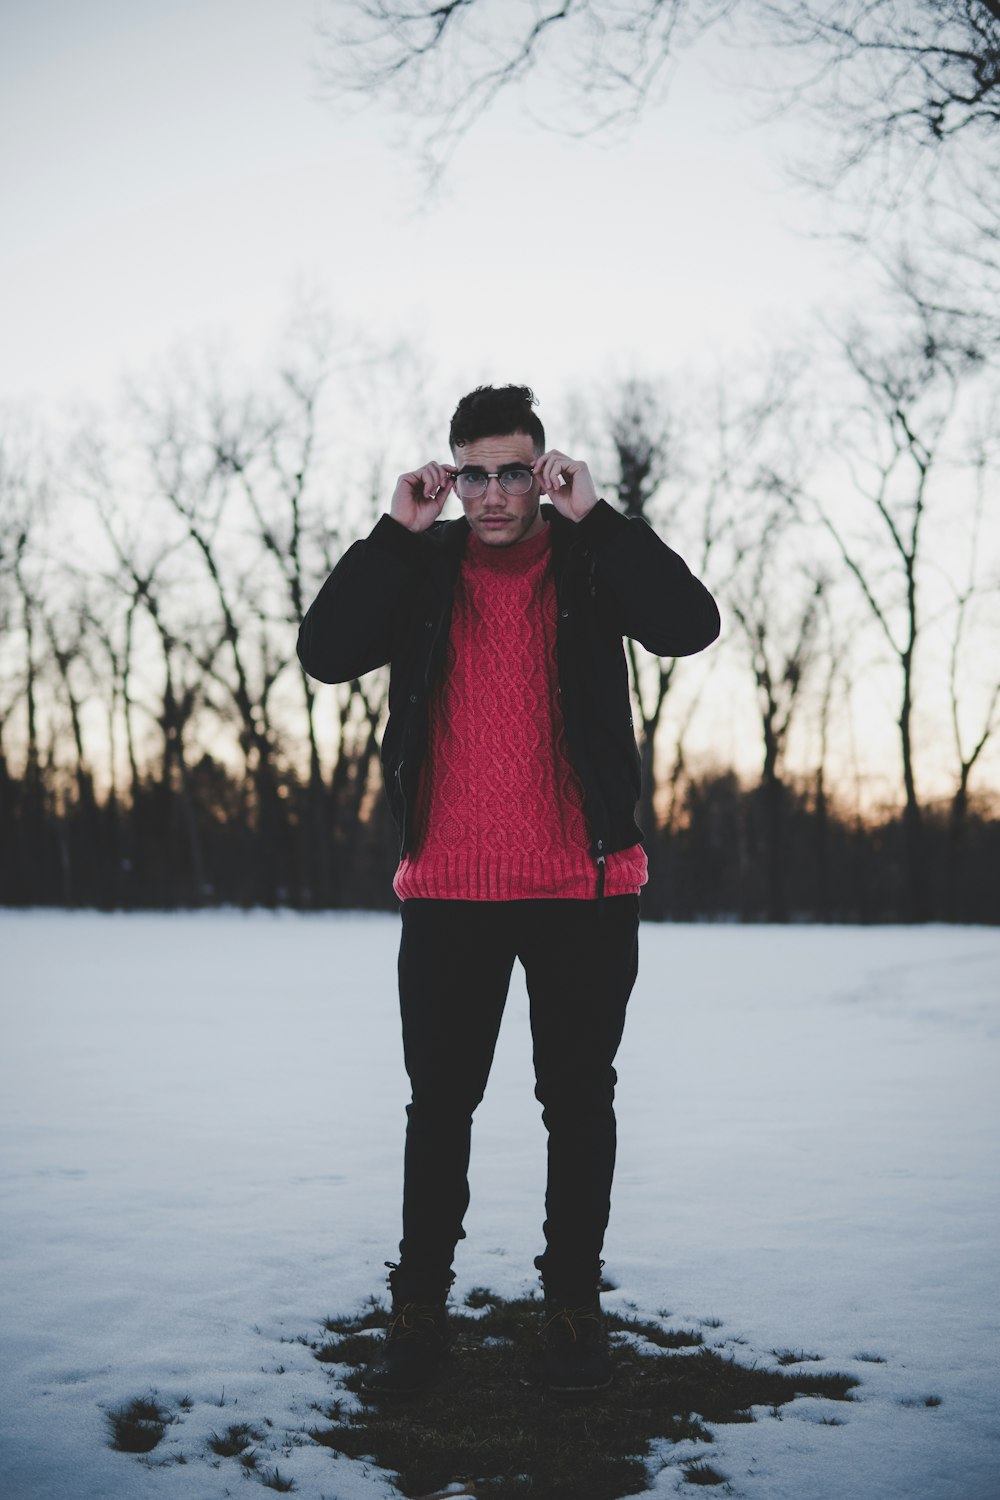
xmin=482 ymin=475 xmax=507 ymax=505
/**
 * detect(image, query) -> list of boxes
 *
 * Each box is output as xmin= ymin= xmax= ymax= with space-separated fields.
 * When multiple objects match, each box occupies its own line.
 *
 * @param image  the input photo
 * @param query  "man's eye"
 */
xmin=501 ymin=467 xmax=532 ymax=481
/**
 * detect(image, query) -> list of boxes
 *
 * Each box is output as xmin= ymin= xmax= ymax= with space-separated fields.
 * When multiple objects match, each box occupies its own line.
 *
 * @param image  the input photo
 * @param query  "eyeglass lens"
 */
xmin=456 ymin=466 xmax=534 ymax=498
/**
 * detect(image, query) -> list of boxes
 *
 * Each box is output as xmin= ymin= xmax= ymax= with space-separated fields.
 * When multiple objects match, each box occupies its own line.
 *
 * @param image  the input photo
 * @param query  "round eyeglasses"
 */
xmin=455 ymin=465 xmax=535 ymax=500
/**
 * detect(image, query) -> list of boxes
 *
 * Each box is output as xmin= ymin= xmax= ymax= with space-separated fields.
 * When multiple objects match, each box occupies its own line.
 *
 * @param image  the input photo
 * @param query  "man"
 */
xmin=297 ymin=385 xmax=719 ymax=1396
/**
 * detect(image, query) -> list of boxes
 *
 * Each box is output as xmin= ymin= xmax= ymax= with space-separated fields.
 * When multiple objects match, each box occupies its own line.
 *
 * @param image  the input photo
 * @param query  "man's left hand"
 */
xmin=533 ymin=451 xmax=598 ymax=523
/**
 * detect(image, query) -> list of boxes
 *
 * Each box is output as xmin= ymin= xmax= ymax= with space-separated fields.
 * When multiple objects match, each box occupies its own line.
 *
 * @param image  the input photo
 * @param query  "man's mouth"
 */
xmin=480 ymin=516 xmax=512 ymax=527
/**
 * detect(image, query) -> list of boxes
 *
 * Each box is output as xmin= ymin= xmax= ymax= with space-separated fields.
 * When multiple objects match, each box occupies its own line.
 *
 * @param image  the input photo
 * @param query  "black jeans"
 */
xmin=395 ymin=895 xmax=640 ymax=1298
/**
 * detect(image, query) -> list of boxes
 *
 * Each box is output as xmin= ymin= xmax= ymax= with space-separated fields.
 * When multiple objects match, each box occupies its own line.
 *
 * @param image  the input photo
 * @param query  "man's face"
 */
xmin=452 ymin=432 xmax=545 ymax=548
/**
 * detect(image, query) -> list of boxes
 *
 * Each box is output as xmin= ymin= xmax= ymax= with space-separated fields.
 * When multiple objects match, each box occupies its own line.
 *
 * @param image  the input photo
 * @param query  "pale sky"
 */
xmin=0 ymin=0 xmax=866 ymax=420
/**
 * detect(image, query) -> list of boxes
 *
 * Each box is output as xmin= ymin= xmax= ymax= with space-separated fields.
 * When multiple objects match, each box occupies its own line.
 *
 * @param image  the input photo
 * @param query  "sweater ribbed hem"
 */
xmin=393 ymin=844 xmax=648 ymax=901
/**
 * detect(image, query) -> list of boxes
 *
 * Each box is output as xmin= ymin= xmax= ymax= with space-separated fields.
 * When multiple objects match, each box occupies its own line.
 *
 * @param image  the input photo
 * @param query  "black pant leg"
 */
xmin=515 ymin=895 xmax=640 ymax=1297
xmin=396 ymin=899 xmax=517 ymax=1283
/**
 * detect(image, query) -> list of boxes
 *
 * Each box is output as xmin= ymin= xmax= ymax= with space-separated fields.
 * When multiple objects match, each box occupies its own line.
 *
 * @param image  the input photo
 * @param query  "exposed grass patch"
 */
xmin=107 ymin=1395 xmax=172 ymax=1453
xmin=465 ymin=1287 xmax=499 ymax=1310
xmin=259 ymin=1465 xmax=296 ymax=1491
xmin=208 ymin=1421 xmax=262 ymax=1458
xmin=612 ymin=1315 xmax=704 ymax=1351
xmin=854 ymin=1352 xmax=887 ymax=1364
xmin=772 ymin=1349 xmax=824 ymax=1366
xmin=681 ymin=1460 xmax=729 ymax=1486
xmin=311 ymin=1293 xmax=858 ymax=1499
xmin=901 ymin=1394 xmax=942 ymax=1408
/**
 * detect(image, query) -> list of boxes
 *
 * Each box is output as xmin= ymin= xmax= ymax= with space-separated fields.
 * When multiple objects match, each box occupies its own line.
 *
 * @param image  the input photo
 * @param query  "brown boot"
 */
xmin=538 ymin=1297 xmax=612 ymax=1393
xmin=361 ymin=1299 xmax=451 ymax=1397
xmin=360 ymin=1262 xmax=454 ymax=1398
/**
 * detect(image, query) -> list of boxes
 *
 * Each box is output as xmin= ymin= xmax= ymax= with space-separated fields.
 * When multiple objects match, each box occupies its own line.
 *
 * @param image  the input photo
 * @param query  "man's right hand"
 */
xmin=390 ymin=462 xmax=458 ymax=533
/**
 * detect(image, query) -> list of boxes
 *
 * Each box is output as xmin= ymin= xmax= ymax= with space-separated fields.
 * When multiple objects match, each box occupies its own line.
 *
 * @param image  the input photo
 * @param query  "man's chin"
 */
xmin=475 ymin=519 xmax=520 ymax=546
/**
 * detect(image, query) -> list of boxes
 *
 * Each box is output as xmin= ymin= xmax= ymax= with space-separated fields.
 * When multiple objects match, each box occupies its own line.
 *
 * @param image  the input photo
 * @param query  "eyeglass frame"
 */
xmin=454 ymin=464 xmax=537 ymax=499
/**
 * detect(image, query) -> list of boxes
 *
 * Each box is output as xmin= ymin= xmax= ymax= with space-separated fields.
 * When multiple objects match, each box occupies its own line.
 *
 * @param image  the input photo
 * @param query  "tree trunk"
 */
xmin=899 ymin=665 xmax=927 ymax=920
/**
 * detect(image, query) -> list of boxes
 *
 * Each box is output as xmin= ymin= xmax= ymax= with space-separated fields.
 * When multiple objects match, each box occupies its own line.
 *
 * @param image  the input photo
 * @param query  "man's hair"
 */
xmin=449 ymin=384 xmax=545 ymax=453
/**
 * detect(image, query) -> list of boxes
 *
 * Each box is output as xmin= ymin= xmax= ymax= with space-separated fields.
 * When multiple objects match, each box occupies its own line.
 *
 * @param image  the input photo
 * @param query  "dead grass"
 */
xmin=106 ymin=1395 xmax=171 ymax=1454
xmin=207 ymin=1421 xmax=262 ymax=1457
xmin=309 ymin=1290 xmax=859 ymax=1499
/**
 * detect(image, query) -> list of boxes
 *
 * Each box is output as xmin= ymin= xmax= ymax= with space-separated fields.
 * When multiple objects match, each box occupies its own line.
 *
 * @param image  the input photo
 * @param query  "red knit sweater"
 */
xmin=393 ymin=521 xmax=647 ymax=901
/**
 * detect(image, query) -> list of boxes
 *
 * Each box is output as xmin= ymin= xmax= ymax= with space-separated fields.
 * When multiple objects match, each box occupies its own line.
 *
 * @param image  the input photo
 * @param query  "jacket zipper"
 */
xmin=558 ymin=534 xmax=612 ymax=905
xmin=396 ymin=759 xmax=409 ymax=859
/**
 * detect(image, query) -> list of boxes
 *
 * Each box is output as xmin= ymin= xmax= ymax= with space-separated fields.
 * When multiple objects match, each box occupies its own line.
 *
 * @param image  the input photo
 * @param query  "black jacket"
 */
xmin=297 ymin=499 xmax=720 ymax=867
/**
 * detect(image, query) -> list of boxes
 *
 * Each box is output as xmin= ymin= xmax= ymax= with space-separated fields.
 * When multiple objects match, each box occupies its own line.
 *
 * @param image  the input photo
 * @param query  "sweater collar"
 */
xmin=464 ymin=518 xmax=552 ymax=571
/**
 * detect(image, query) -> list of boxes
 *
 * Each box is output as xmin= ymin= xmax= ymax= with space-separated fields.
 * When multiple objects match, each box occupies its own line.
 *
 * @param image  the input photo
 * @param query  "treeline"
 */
xmin=1 ymin=752 xmax=996 ymax=922
xmin=1 ymin=308 xmax=999 ymax=923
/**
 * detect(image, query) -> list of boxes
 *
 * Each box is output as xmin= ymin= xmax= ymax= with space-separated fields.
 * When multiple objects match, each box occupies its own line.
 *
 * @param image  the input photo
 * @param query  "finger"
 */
xmin=431 ymin=472 xmax=455 ymax=509
xmin=423 ymin=466 xmax=443 ymax=497
xmin=541 ymin=462 xmax=564 ymax=493
xmin=407 ymin=466 xmax=433 ymax=500
xmin=418 ymin=462 xmax=451 ymax=499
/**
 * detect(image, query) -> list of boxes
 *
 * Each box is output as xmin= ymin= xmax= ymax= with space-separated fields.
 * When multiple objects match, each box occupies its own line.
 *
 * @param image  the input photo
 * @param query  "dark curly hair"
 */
xmin=449 ymin=384 xmax=545 ymax=454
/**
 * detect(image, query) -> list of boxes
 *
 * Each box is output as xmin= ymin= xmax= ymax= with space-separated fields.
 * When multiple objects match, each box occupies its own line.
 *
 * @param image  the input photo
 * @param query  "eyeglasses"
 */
xmin=455 ymin=465 xmax=535 ymax=500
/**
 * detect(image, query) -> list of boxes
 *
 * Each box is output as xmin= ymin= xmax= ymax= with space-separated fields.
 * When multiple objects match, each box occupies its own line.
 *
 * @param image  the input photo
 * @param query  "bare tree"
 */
xmin=79 ymin=444 xmax=215 ymax=902
xmin=114 ymin=329 xmax=416 ymax=904
xmin=804 ymin=580 xmax=859 ymax=918
xmin=594 ymin=363 xmax=812 ymax=911
xmin=322 ymin=0 xmax=1000 ymax=355
xmin=602 ymin=381 xmax=675 ymax=867
xmin=320 ymin=0 xmax=999 ymax=179
xmin=205 ymin=371 xmax=327 ymax=901
xmin=768 ymin=311 xmax=985 ymax=918
xmin=729 ymin=504 xmax=826 ymax=919
xmin=944 ymin=417 xmax=1000 ymax=911
xmin=117 ymin=379 xmax=285 ymax=899
xmin=0 ymin=434 xmax=50 ymax=896
xmin=753 ymin=0 xmax=1000 ymax=175
xmin=42 ymin=595 xmax=98 ymax=827
xmin=320 ymin=0 xmax=733 ymax=173
xmin=749 ymin=0 xmax=1000 ymax=347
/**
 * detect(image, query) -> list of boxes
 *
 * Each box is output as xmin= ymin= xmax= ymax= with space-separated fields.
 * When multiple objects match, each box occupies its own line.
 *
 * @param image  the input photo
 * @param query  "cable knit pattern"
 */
xmin=393 ymin=521 xmax=648 ymax=901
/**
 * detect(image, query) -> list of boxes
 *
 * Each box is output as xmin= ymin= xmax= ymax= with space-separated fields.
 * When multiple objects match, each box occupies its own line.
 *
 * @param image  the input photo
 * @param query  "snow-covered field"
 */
xmin=1 ymin=912 xmax=998 ymax=1500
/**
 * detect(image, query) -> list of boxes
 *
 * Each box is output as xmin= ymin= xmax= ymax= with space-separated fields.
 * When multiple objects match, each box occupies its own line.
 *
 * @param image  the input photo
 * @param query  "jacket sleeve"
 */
xmin=296 ymin=514 xmax=428 ymax=684
xmin=578 ymin=499 xmax=721 ymax=657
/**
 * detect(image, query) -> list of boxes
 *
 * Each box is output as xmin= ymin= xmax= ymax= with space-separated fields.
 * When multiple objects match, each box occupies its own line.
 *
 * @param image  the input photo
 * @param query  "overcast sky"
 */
xmin=0 ymin=0 xmax=867 ymax=428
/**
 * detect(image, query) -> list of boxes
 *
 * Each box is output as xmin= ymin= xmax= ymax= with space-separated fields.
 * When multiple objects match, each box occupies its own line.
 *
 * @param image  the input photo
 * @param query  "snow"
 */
xmin=1 ymin=912 xmax=998 ymax=1500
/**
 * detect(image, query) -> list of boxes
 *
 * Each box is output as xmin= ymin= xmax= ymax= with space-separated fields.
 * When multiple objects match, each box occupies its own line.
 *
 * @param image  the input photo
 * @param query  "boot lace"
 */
xmin=542 ymin=1304 xmax=602 ymax=1343
xmin=386 ymin=1301 xmax=443 ymax=1343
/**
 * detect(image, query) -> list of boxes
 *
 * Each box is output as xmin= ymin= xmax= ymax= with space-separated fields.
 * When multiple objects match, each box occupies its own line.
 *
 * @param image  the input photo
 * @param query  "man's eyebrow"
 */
xmin=456 ymin=461 xmax=532 ymax=472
